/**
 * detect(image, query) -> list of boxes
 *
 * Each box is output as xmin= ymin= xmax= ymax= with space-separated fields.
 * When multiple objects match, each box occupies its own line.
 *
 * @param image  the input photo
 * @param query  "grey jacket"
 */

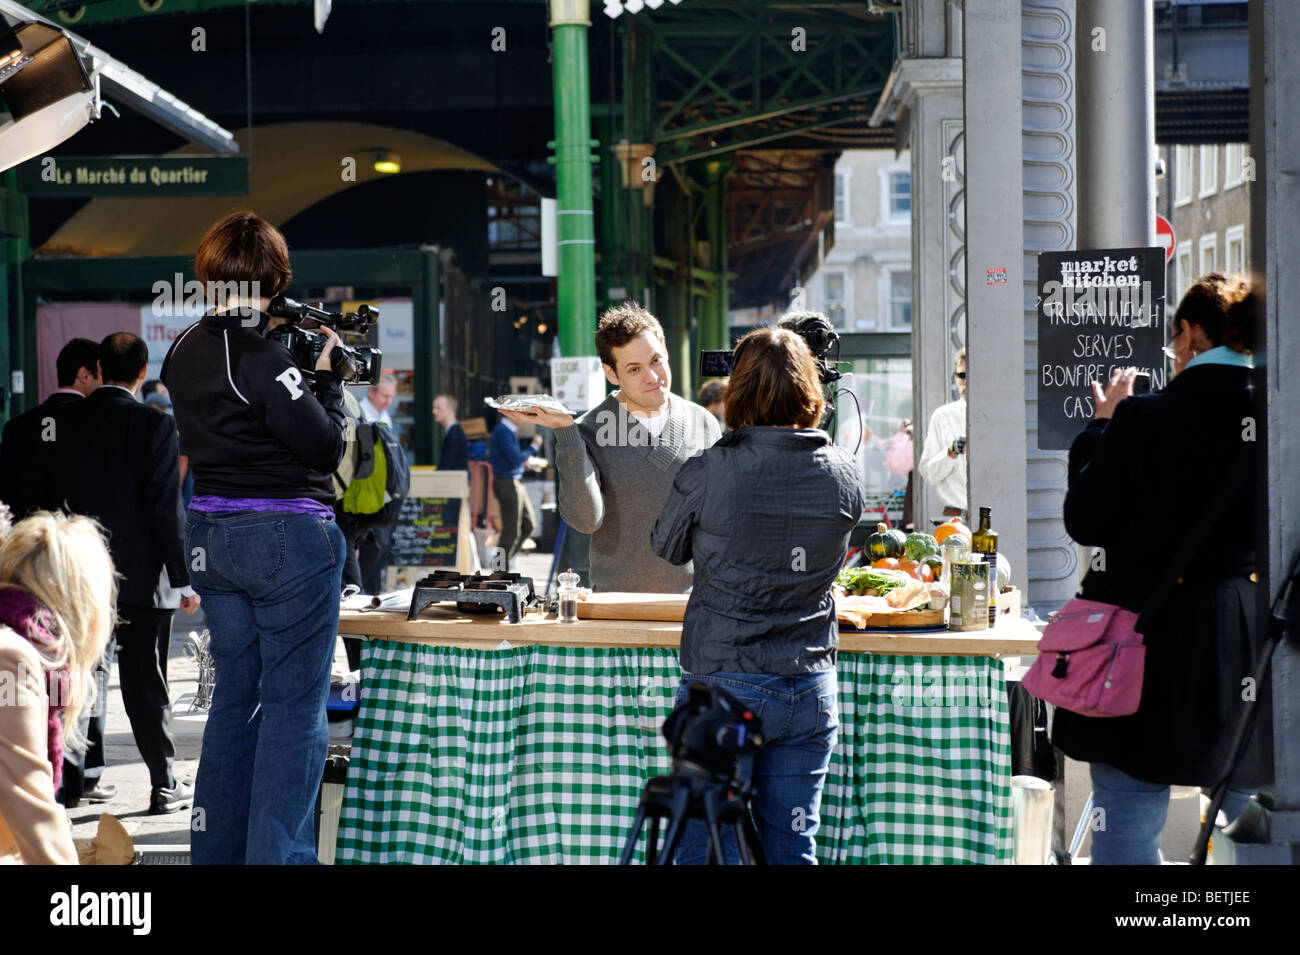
xmin=554 ymin=392 xmax=721 ymax=593
xmin=651 ymin=427 xmax=864 ymax=675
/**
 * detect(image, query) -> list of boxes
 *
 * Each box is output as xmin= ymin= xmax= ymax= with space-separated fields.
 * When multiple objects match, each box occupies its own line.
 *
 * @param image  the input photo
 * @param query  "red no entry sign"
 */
xmin=1156 ymin=214 xmax=1175 ymax=262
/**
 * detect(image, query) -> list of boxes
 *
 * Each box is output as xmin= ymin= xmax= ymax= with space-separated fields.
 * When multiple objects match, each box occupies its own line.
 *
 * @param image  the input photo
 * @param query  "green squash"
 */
xmin=867 ymin=522 xmax=907 ymax=561
xmin=904 ymin=532 xmax=940 ymax=562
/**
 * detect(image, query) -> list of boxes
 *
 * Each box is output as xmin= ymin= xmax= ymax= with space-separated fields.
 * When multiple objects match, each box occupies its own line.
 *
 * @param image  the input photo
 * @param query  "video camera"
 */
xmin=266 ymin=295 xmax=383 ymax=384
xmin=661 ymin=682 xmax=764 ymax=787
xmin=698 ymin=311 xmax=842 ymax=384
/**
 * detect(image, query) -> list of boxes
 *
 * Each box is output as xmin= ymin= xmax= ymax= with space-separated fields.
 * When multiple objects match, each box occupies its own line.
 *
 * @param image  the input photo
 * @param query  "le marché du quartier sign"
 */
xmin=16 ymin=156 xmax=249 ymax=197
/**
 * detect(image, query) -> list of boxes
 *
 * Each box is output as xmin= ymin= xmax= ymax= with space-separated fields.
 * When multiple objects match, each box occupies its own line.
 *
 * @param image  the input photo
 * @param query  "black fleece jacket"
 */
xmin=161 ymin=310 xmax=347 ymax=503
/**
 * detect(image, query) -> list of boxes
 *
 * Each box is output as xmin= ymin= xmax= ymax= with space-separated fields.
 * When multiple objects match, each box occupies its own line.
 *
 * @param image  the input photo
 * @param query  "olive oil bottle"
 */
xmin=971 ymin=506 xmax=999 ymax=624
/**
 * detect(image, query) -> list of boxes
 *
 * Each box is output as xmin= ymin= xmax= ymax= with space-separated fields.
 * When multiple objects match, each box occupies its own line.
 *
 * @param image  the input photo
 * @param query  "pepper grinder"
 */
xmin=557 ymin=569 xmax=580 ymax=623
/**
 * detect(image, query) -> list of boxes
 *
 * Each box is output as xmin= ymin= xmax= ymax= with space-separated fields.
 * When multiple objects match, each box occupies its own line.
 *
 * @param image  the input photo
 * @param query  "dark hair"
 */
xmin=696 ymin=379 xmax=726 ymax=407
xmin=98 ymin=332 xmax=149 ymax=385
xmin=142 ymin=379 xmax=163 ymax=397
xmin=1173 ymin=272 xmax=1254 ymax=352
xmin=1222 ymin=278 xmax=1257 ymax=353
xmin=55 ymin=338 xmax=100 ymax=388
xmin=724 ymin=326 xmax=825 ymax=430
xmin=594 ymin=302 xmax=666 ymax=371
xmin=195 ymin=211 xmax=291 ymax=300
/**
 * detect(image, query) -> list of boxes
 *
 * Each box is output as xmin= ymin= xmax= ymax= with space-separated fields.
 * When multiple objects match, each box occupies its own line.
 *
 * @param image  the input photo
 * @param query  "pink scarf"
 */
xmin=0 ymin=587 xmax=70 ymax=790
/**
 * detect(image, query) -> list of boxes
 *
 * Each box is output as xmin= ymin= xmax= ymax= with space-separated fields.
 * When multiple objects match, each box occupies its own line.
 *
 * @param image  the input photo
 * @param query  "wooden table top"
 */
xmin=337 ymin=608 xmax=1042 ymax=657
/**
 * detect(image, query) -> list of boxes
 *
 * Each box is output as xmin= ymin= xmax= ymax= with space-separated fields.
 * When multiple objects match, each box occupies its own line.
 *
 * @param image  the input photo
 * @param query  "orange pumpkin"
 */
xmin=934 ymin=519 xmax=972 ymax=545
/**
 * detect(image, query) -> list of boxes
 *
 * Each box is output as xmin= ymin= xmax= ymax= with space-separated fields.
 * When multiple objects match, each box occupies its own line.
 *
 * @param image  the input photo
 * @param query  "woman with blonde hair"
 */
xmin=0 ymin=507 xmax=117 ymax=864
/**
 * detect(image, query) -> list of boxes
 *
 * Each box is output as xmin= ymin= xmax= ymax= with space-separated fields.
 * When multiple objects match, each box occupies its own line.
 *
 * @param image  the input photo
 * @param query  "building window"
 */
xmin=1198 ymin=144 xmax=1218 ymax=198
xmin=888 ymin=269 xmax=912 ymax=330
xmin=1199 ymin=233 xmax=1217 ymax=275
xmin=1225 ymin=224 xmax=1245 ymax=273
xmin=887 ymin=171 xmax=911 ymax=222
xmin=1175 ymin=240 xmax=1193 ymax=297
xmin=824 ymin=271 xmax=847 ymax=328
xmin=1174 ymin=146 xmax=1193 ymax=206
xmin=834 ymin=173 xmax=849 ymax=224
xmin=1224 ymin=143 xmax=1249 ymax=189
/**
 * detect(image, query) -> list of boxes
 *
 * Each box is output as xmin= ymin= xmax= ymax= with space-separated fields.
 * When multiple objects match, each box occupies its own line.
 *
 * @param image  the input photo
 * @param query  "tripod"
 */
xmin=619 ymin=760 xmax=766 ymax=865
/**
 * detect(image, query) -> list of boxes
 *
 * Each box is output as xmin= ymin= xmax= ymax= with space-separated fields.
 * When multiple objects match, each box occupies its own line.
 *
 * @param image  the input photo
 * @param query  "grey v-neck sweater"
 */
xmin=554 ymin=392 xmax=721 ymax=593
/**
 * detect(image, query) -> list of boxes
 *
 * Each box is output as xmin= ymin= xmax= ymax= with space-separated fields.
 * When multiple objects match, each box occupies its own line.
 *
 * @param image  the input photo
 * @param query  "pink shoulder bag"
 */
xmin=1024 ymin=447 xmax=1249 ymax=718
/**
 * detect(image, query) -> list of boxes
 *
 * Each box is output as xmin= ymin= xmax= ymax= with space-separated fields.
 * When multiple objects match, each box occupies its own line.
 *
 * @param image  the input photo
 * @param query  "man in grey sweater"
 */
xmin=499 ymin=304 xmax=720 ymax=593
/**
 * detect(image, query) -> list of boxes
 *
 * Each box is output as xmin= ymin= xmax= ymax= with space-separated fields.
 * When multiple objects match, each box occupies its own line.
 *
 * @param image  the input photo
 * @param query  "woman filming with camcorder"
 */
xmin=161 ymin=211 xmax=348 ymax=865
xmin=652 ymin=323 xmax=865 ymax=865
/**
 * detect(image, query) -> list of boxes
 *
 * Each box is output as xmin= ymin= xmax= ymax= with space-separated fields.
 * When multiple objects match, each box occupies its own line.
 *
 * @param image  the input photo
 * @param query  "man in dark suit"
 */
xmin=0 ymin=338 xmax=101 ymax=519
xmin=433 ymin=393 xmax=468 ymax=471
xmin=46 ymin=332 xmax=200 ymax=814
xmin=0 ymin=338 xmax=115 ymax=807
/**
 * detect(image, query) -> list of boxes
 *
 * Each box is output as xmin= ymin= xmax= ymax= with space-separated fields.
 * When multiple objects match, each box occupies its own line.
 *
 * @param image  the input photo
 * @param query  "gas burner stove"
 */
xmin=407 ymin=571 xmax=538 ymax=624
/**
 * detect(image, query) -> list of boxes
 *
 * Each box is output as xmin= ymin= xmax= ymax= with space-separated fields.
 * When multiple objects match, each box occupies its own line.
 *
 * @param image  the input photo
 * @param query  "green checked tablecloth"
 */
xmin=335 ymin=642 xmax=1013 ymax=864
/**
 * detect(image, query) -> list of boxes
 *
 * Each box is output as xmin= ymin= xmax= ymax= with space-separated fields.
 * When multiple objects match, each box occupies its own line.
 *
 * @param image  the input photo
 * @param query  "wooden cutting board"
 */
xmin=837 ymin=606 xmax=946 ymax=630
xmin=575 ymin=593 xmax=688 ymax=621
xmin=575 ymin=593 xmax=946 ymax=630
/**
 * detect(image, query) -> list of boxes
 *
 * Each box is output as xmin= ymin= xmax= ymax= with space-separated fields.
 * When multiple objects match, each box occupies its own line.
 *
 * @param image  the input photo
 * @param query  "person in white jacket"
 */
xmin=917 ymin=347 xmax=968 ymax=518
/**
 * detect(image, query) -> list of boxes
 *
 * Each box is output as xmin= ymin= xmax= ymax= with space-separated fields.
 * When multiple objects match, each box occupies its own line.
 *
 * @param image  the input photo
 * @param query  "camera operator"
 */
xmin=651 ymin=325 xmax=865 ymax=864
xmin=161 ymin=211 xmax=348 ymax=865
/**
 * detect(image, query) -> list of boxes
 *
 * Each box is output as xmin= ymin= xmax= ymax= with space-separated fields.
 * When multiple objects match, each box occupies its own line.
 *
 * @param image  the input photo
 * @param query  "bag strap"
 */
xmin=1134 ymin=444 xmax=1252 ymax=633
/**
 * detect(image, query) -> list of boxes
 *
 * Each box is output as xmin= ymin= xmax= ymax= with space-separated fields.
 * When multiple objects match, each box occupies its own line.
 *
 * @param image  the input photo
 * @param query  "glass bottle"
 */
xmin=971 ymin=506 xmax=999 ymax=624
xmin=557 ymin=569 xmax=580 ymax=623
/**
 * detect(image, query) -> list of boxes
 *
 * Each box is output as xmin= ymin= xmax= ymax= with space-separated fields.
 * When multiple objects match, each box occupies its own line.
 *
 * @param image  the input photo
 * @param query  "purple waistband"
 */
xmin=189 ymin=494 xmax=335 ymax=520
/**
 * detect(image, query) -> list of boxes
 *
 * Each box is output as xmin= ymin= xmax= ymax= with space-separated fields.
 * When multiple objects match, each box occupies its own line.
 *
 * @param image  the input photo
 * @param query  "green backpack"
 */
xmin=338 ymin=421 xmax=410 ymax=528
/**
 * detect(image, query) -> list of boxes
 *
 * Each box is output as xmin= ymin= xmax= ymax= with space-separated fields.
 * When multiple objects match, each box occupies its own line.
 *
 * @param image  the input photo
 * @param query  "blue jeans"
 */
xmin=673 ymin=670 xmax=838 ymax=865
xmin=185 ymin=510 xmax=345 ymax=865
xmin=1089 ymin=762 xmax=1255 ymax=865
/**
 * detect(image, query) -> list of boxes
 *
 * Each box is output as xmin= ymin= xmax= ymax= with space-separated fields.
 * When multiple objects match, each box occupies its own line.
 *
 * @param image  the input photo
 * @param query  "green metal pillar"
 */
xmin=700 ymin=159 xmax=732 ymax=354
xmin=549 ymin=0 xmax=598 ymax=358
xmin=663 ymin=182 xmax=692 ymax=399
xmin=0 ymin=171 xmax=28 ymax=422
xmin=412 ymin=245 xmax=441 ymax=467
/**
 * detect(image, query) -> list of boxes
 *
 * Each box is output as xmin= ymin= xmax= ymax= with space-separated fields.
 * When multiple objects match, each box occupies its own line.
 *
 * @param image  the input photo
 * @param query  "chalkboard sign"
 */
xmin=1036 ymin=247 xmax=1166 ymax=450
xmin=389 ymin=496 xmax=462 ymax=567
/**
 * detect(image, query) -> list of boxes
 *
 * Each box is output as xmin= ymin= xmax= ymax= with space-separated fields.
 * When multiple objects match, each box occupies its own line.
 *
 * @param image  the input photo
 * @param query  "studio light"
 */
xmin=0 ymin=15 xmax=98 ymax=172
xmin=373 ymin=149 xmax=401 ymax=174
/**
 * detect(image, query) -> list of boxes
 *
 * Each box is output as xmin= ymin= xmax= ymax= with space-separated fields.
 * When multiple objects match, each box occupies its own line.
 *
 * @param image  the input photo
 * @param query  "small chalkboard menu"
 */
xmin=390 ymin=496 xmax=462 ymax=568
xmin=1036 ymin=246 xmax=1166 ymax=450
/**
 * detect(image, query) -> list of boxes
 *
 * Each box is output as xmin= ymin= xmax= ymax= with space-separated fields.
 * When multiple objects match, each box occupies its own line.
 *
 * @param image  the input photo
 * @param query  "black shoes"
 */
xmin=149 ymin=779 xmax=194 ymax=815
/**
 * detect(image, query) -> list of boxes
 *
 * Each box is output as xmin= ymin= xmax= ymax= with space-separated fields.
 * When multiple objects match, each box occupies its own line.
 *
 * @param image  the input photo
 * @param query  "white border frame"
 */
xmin=1174 ymin=145 xmax=1193 ymax=207
xmin=880 ymin=264 xmax=913 ymax=331
xmin=1224 ymin=224 xmax=1246 ymax=273
xmin=878 ymin=166 xmax=911 ymax=226
xmin=1175 ymin=240 xmax=1193 ymax=297
xmin=1198 ymin=144 xmax=1218 ymax=199
xmin=1224 ymin=143 xmax=1247 ymax=190
xmin=834 ymin=169 xmax=852 ymax=226
xmin=1198 ymin=232 xmax=1217 ymax=275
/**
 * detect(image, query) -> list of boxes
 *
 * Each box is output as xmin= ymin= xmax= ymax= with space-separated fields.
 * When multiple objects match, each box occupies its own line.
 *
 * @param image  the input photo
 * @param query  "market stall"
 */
xmin=333 ymin=603 xmax=1040 ymax=865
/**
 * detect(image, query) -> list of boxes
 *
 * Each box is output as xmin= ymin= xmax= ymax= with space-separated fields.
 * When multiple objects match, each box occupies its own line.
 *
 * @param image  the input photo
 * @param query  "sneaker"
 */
xmin=82 ymin=783 xmax=117 ymax=804
xmin=149 ymin=779 xmax=194 ymax=815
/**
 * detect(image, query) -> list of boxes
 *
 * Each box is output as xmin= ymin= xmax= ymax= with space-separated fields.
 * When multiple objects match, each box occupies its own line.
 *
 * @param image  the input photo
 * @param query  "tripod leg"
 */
xmin=657 ymin=783 xmax=694 ymax=865
xmin=702 ymin=790 xmax=728 ymax=865
xmin=739 ymin=807 xmax=768 ymax=865
xmin=731 ymin=820 xmax=754 ymax=865
xmin=646 ymin=815 xmax=661 ymax=865
xmin=618 ymin=803 xmax=650 ymax=866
